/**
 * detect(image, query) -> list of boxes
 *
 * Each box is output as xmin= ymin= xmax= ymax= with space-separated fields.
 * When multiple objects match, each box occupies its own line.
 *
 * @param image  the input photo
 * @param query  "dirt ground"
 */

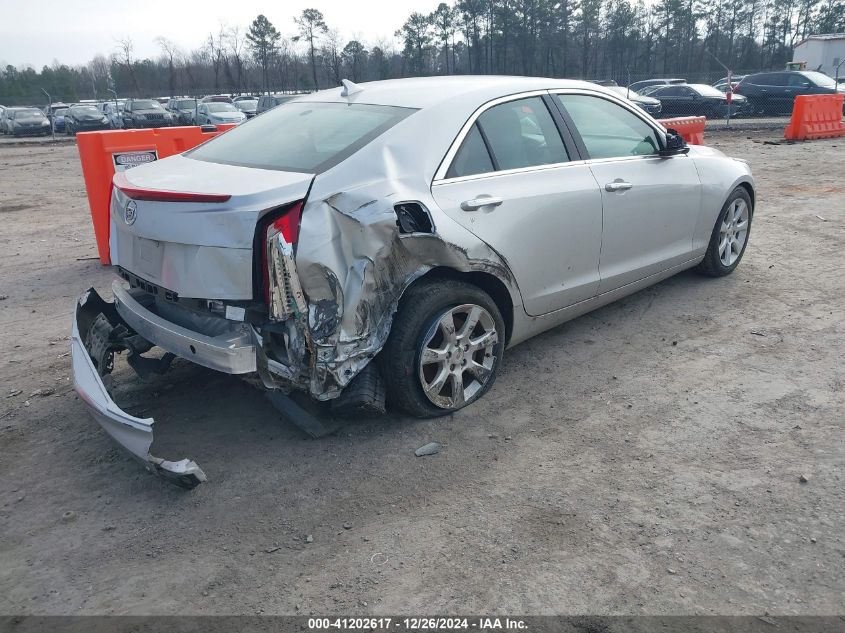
xmin=0 ymin=132 xmax=842 ymax=616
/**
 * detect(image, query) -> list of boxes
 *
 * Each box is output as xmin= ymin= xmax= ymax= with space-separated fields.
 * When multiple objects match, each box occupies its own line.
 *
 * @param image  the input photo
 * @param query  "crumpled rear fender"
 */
xmin=292 ymin=181 xmax=519 ymax=401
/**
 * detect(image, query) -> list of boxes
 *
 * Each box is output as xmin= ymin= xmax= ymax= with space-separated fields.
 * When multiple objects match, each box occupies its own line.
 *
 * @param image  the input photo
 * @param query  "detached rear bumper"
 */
xmin=71 ymin=288 xmax=207 ymax=489
xmin=112 ymin=280 xmax=257 ymax=374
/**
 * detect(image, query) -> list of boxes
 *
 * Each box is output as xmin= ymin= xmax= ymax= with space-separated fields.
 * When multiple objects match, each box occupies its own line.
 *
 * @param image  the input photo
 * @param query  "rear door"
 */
xmin=431 ymin=93 xmax=604 ymax=316
xmin=552 ymin=91 xmax=702 ymax=293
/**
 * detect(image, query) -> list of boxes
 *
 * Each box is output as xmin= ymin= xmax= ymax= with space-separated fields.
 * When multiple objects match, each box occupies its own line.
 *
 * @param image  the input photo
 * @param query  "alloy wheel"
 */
xmin=418 ymin=304 xmax=499 ymax=409
xmin=719 ymin=198 xmax=749 ymax=266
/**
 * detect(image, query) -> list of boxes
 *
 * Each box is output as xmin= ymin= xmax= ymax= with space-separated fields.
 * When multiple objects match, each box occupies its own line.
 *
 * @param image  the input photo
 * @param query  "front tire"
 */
xmin=695 ymin=187 xmax=753 ymax=277
xmin=381 ymin=279 xmax=506 ymax=417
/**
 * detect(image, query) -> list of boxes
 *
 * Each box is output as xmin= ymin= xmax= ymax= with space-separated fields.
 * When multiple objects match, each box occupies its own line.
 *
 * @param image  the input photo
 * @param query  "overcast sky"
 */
xmin=0 ymin=0 xmax=438 ymax=69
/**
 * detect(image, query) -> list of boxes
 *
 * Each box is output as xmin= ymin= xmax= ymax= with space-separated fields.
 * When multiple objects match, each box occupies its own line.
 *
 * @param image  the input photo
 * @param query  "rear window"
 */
xmin=803 ymin=71 xmax=836 ymax=88
xmin=188 ymin=102 xmax=416 ymax=173
xmin=177 ymin=100 xmax=196 ymax=108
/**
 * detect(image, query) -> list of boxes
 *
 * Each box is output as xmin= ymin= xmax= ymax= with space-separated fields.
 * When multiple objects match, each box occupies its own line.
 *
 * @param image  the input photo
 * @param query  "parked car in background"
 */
xmin=713 ymin=75 xmax=747 ymax=92
xmin=166 ymin=98 xmax=198 ymax=125
xmin=604 ymin=85 xmax=662 ymax=116
xmin=72 ymin=76 xmax=755 ymax=486
xmin=734 ymin=71 xmax=845 ymax=115
xmin=256 ymin=94 xmax=296 ymax=114
xmin=121 ymin=99 xmax=174 ymax=128
xmin=42 ymin=101 xmax=69 ymax=126
xmin=0 ymin=106 xmax=8 ymax=133
xmin=643 ymin=83 xmax=747 ymax=118
xmin=628 ymin=78 xmax=687 ymax=92
xmin=195 ymin=101 xmax=247 ymax=125
xmin=201 ymin=95 xmax=234 ymax=104
xmin=4 ymin=107 xmax=51 ymax=136
xmin=235 ymin=98 xmax=259 ymax=118
xmin=65 ymin=104 xmax=111 ymax=135
xmin=52 ymin=107 xmax=68 ymax=133
xmin=233 ymin=95 xmax=258 ymax=102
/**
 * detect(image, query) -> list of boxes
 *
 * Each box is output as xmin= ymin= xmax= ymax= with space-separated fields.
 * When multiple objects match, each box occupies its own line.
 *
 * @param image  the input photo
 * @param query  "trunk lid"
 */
xmin=109 ymin=154 xmax=314 ymax=300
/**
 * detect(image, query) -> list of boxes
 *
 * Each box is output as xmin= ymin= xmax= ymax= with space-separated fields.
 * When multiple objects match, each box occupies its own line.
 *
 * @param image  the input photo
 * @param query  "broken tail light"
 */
xmin=261 ymin=201 xmax=304 ymax=308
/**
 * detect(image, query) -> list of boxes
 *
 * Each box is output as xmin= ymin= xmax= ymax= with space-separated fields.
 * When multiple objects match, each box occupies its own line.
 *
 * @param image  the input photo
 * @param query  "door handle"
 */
xmin=461 ymin=196 xmax=503 ymax=211
xmin=605 ymin=181 xmax=633 ymax=192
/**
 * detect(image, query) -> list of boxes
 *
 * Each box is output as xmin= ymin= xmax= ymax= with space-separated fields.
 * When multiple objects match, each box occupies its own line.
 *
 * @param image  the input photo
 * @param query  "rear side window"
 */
xmin=188 ymin=102 xmax=416 ymax=173
xmin=446 ymin=123 xmax=494 ymax=178
xmin=446 ymin=96 xmax=569 ymax=178
xmin=556 ymin=94 xmax=659 ymax=159
xmin=477 ymin=97 xmax=569 ymax=171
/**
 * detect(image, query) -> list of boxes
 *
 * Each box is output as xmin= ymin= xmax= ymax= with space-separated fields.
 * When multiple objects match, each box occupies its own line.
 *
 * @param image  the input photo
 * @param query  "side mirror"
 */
xmin=659 ymin=129 xmax=689 ymax=157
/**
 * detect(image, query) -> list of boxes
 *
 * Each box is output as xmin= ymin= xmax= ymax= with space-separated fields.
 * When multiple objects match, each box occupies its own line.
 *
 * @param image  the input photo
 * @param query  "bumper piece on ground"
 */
xmin=71 ymin=288 xmax=206 ymax=489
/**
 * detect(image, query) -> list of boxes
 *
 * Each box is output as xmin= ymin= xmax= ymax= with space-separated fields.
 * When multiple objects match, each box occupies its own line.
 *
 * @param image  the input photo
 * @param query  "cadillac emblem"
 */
xmin=124 ymin=200 xmax=137 ymax=225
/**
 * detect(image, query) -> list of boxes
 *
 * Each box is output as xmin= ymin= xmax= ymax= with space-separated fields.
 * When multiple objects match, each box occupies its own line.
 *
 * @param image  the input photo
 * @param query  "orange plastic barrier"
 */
xmin=784 ymin=94 xmax=845 ymax=141
xmin=656 ymin=116 xmax=706 ymax=145
xmin=76 ymin=124 xmax=237 ymax=264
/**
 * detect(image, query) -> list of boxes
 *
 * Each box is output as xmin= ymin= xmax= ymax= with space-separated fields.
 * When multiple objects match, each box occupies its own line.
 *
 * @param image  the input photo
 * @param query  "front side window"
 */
xmin=188 ymin=102 xmax=416 ymax=173
xmin=555 ymin=94 xmax=660 ymax=160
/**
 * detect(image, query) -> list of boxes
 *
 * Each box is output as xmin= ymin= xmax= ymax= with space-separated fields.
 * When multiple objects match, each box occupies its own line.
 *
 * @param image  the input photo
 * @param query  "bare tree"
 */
xmin=226 ymin=26 xmax=247 ymax=94
xmin=322 ymin=28 xmax=343 ymax=86
xmin=155 ymin=37 xmax=181 ymax=97
xmin=115 ymin=37 xmax=139 ymax=94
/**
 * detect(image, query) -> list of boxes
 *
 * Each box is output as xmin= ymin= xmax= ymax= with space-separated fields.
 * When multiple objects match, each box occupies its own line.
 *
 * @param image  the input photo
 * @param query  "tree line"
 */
xmin=1 ymin=0 xmax=843 ymax=105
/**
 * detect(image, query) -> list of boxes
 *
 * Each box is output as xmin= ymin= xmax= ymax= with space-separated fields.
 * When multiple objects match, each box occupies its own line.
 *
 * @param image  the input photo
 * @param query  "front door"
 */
xmin=431 ymin=95 xmax=603 ymax=316
xmin=553 ymin=92 xmax=702 ymax=293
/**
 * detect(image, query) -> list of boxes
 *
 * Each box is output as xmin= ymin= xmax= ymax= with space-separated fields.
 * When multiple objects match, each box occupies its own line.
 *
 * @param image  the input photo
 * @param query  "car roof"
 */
xmin=292 ymin=75 xmax=602 ymax=109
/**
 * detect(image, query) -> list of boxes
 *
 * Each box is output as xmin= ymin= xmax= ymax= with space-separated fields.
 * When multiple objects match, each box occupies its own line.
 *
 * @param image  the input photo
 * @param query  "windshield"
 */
xmin=132 ymin=100 xmax=162 ymax=110
xmin=54 ymin=109 xmax=68 ymax=116
xmin=189 ymin=102 xmax=416 ymax=173
xmin=691 ymin=84 xmax=725 ymax=97
xmin=236 ymin=100 xmax=258 ymax=110
xmin=20 ymin=108 xmax=46 ymax=117
xmin=71 ymin=106 xmax=100 ymax=115
xmin=207 ymin=103 xmax=238 ymax=112
xmin=609 ymin=86 xmax=643 ymax=98
xmin=177 ymin=100 xmax=197 ymax=109
xmin=803 ymin=71 xmax=836 ymax=88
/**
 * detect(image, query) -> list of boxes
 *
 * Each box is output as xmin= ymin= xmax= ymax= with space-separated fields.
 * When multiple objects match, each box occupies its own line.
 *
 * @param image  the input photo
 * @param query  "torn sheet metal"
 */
xmin=71 ymin=289 xmax=206 ymax=489
xmin=290 ymin=163 xmax=518 ymax=400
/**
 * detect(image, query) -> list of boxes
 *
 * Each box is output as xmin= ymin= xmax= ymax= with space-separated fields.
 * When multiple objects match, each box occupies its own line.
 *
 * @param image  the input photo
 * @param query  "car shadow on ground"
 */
xmin=91 ymin=267 xmax=711 ymax=491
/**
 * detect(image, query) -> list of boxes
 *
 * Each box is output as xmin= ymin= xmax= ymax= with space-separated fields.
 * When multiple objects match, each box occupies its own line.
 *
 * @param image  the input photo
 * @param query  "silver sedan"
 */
xmin=72 ymin=76 xmax=754 ymax=486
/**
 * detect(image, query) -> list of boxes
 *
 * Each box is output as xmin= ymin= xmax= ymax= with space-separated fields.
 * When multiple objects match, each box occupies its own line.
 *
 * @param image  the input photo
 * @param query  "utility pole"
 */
xmin=40 ymin=88 xmax=54 ymax=142
xmin=107 ymin=88 xmax=119 ymax=128
xmin=706 ymin=49 xmax=733 ymax=128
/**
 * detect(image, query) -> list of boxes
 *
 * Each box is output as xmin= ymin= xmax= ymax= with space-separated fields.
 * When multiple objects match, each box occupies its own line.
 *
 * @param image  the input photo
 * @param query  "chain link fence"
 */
xmin=588 ymin=69 xmax=843 ymax=131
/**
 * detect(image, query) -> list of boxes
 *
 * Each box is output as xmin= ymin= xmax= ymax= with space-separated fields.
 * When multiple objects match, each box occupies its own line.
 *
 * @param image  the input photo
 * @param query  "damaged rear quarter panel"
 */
xmin=293 ymin=112 xmax=523 ymax=400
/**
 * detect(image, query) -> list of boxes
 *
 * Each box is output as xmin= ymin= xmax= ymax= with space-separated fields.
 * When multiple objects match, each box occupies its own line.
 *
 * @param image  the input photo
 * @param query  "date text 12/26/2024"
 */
xmin=308 ymin=617 xmax=528 ymax=630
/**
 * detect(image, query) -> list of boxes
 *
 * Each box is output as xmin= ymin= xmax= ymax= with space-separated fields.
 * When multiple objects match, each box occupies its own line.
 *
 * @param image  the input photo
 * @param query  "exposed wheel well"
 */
xmin=405 ymin=267 xmax=514 ymax=345
xmin=737 ymin=182 xmax=755 ymax=213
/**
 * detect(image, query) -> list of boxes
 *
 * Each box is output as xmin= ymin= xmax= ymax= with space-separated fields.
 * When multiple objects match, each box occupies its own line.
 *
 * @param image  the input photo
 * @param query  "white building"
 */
xmin=793 ymin=33 xmax=845 ymax=77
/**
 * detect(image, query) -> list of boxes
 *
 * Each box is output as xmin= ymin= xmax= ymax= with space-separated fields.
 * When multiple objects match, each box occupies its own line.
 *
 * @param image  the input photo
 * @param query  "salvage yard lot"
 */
xmin=0 ymin=133 xmax=842 ymax=615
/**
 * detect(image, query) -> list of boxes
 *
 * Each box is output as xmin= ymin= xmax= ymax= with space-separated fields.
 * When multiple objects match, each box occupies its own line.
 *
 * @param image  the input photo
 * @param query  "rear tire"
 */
xmin=380 ymin=279 xmax=506 ymax=418
xmin=695 ymin=187 xmax=753 ymax=277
